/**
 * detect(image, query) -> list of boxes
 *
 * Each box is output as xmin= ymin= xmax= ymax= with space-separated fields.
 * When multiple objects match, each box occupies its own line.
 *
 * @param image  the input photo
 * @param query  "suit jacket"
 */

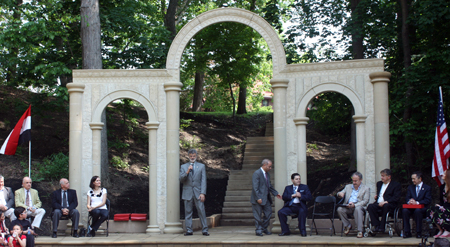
xmin=250 ymin=168 xmax=278 ymax=205
xmin=338 ymin=183 xmax=370 ymax=209
xmin=405 ymin=183 xmax=431 ymax=207
xmin=51 ymin=189 xmax=78 ymax=211
xmin=179 ymin=161 xmax=207 ymax=200
xmin=375 ymin=180 xmax=401 ymax=206
xmin=281 ymin=184 xmax=312 ymax=211
xmin=15 ymin=188 xmax=42 ymax=209
xmin=0 ymin=187 xmax=14 ymax=209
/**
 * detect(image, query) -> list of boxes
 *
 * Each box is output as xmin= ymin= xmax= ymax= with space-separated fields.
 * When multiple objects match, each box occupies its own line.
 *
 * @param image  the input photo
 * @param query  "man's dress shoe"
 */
xmin=263 ymin=230 xmax=272 ymax=235
xmin=278 ymin=232 xmax=290 ymax=236
xmin=416 ymin=233 xmax=422 ymax=238
xmin=403 ymin=232 xmax=412 ymax=238
xmin=301 ymin=232 xmax=307 ymax=237
xmin=202 ymin=232 xmax=210 ymax=236
xmin=52 ymin=232 xmax=57 ymax=238
xmin=255 ymin=232 xmax=263 ymax=236
xmin=184 ymin=232 xmax=193 ymax=236
xmin=73 ymin=231 xmax=79 ymax=238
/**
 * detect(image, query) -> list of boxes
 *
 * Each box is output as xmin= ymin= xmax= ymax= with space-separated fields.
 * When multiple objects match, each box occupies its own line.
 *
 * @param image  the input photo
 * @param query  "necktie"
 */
xmin=62 ymin=191 xmax=68 ymax=208
xmin=25 ymin=190 xmax=30 ymax=207
xmin=191 ymin=164 xmax=194 ymax=176
xmin=294 ymin=186 xmax=298 ymax=192
xmin=416 ymin=186 xmax=420 ymax=197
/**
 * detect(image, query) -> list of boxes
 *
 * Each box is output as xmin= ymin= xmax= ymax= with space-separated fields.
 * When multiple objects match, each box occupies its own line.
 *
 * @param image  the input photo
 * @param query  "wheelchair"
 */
xmin=364 ymin=206 xmax=402 ymax=238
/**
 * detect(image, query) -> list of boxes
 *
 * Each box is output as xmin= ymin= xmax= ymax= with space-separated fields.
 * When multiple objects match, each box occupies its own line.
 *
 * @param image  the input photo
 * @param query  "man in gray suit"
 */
xmin=179 ymin=149 xmax=209 ymax=236
xmin=251 ymin=159 xmax=282 ymax=236
xmin=337 ymin=171 xmax=370 ymax=238
xmin=0 ymin=175 xmax=16 ymax=221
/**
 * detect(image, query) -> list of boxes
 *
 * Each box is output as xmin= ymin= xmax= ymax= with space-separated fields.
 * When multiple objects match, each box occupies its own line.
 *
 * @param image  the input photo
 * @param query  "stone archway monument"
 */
xmin=67 ymin=7 xmax=391 ymax=234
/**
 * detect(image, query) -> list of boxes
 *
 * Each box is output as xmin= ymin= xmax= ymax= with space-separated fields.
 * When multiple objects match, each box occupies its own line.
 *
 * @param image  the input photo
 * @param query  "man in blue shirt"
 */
xmin=337 ymin=172 xmax=370 ymax=238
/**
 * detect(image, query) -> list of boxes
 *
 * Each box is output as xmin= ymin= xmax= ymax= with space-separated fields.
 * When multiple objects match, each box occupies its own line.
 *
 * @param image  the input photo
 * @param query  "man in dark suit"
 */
xmin=179 ymin=149 xmax=209 ymax=236
xmin=278 ymin=173 xmax=312 ymax=237
xmin=402 ymin=171 xmax=431 ymax=239
xmin=51 ymin=178 xmax=80 ymax=238
xmin=368 ymin=168 xmax=401 ymax=233
xmin=0 ymin=175 xmax=16 ymax=221
xmin=251 ymin=159 xmax=282 ymax=236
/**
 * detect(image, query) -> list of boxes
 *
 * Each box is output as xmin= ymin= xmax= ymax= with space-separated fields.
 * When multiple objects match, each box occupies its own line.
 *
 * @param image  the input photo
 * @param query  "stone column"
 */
xmin=67 ymin=83 xmax=85 ymax=204
xmin=370 ymin=72 xmax=391 ymax=176
xmin=352 ymin=115 xmax=367 ymax=179
xmin=146 ymin=122 xmax=160 ymax=233
xmin=163 ymin=81 xmax=184 ymax=234
xmin=89 ymin=122 xmax=104 ymax=177
xmin=270 ymin=78 xmax=289 ymax=233
xmin=294 ymin=117 xmax=309 ymax=184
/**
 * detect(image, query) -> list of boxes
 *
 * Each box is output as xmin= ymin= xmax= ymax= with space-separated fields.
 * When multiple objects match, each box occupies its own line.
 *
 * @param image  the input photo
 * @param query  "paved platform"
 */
xmin=35 ymin=226 xmax=433 ymax=247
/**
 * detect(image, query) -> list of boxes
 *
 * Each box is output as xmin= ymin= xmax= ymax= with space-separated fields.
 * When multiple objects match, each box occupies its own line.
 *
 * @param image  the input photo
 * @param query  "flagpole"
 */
xmin=440 ymin=86 xmax=443 ymax=100
xmin=28 ymin=141 xmax=31 ymax=178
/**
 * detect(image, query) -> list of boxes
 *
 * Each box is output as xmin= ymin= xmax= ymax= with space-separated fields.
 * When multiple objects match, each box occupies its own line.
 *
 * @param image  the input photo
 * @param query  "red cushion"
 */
xmin=130 ymin=213 xmax=147 ymax=221
xmin=403 ymin=204 xmax=424 ymax=209
xmin=114 ymin=213 xmax=131 ymax=221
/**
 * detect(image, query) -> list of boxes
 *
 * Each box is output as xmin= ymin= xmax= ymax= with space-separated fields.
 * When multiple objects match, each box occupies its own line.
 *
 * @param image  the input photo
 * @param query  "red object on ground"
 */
xmin=130 ymin=213 xmax=147 ymax=221
xmin=403 ymin=204 xmax=424 ymax=209
xmin=114 ymin=213 xmax=131 ymax=221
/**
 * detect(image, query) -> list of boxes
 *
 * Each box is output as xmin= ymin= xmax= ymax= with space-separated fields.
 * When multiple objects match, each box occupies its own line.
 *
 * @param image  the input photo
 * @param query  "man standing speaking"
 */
xmin=179 ymin=149 xmax=209 ymax=236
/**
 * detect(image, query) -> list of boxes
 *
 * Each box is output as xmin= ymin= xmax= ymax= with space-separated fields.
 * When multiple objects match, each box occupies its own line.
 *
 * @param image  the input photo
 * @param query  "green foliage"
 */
xmin=110 ymin=155 xmax=129 ymax=169
xmin=179 ymin=135 xmax=203 ymax=150
xmin=22 ymin=152 xmax=69 ymax=182
xmin=180 ymin=119 xmax=194 ymax=130
xmin=306 ymin=92 xmax=352 ymax=136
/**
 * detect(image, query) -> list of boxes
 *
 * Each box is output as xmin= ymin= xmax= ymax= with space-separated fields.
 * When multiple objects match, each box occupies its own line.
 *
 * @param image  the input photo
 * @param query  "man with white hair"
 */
xmin=51 ymin=178 xmax=80 ymax=238
xmin=0 ymin=175 xmax=16 ymax=221
xmin=14 ymin=177 xmax=46 ymax=230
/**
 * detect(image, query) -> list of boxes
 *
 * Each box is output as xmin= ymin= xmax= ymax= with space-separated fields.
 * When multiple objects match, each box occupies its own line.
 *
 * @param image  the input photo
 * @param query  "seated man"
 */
xmin=14 ymin=177 xmax=46 ymax=230
xmin=278 ymin=173 xmax=312 ymax=237
xmin=402 ymin=171 xmax=431 ymax=238
xmin=337 ymin=171 xmax=370 ymax=238
xmin=51 ymin=178 xmax=80 ymax=238
xmin=0 ymin=175 xmax=16 ymax=221
xmin=367 ymin=169 xmax=401 ymax=233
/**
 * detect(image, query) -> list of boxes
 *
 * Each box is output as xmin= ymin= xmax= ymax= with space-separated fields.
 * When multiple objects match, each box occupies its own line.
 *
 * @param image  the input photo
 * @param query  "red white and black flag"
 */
xmin=0 ymin=105 xmax=31 ymax=155
xmin=432 ymin=88 xmax=450 ymax=186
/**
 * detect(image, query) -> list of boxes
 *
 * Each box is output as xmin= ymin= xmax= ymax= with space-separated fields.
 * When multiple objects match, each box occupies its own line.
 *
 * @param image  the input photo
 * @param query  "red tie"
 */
xmin=26 ymin=190 xmax=30 ymax=207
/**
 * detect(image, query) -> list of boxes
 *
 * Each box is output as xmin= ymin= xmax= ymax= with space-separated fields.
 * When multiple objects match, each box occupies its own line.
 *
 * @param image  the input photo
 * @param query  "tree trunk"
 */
xmin=164 ymin=0 xmax=178 ymax=40
xmin=229 ymin=83 xmax=236 ymax=119
xmin=350 ymin=0 xmax=364 ymax=59
xmin=6 ymin=0 xmax=22 ymax=85
xmin=399 ymin=0 xmax=414 ymax=168
xmin=192 ymin=71 xmax=204 ymax=112
xmin=237 ymin=85 xmax=247 ymax=115
xmin=81 ymin=0 xmax=102 ymax=69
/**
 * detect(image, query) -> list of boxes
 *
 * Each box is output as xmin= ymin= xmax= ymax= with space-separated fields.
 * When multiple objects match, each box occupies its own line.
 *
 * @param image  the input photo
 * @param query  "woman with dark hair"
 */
xmin=428 ymin=169 xmax=450 ymax=238
xmin=10 ymin=207 xmax=35 ymax=247
xmin=86 ymin=176 xmax=108 ymax=237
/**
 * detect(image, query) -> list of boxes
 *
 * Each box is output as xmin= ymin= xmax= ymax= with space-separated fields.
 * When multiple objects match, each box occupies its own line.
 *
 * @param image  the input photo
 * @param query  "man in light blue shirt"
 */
xmin=337 ymin=172 xmax=370 ymax=238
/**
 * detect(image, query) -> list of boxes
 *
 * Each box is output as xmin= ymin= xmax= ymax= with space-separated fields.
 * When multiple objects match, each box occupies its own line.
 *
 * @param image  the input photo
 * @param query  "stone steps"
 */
xmin=220 ymin=127 xmax=274 ymax=226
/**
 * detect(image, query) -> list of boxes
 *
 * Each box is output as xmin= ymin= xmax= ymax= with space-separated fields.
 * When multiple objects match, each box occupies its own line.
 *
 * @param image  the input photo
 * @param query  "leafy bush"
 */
xmin=22 ymin=152 xmax=69 ymax=181
xmin=110 ymin=156 xmax=129 ymax=169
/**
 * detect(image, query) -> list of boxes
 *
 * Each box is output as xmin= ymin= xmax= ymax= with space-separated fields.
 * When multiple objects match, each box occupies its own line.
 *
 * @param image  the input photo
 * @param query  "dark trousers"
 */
xmin=278 ymin=204 xmax=307 ymax=234
xmin=25 ymin=233 xmax=35 ymax=247
xmin=368 ymin=202 xmax=396 ymax=230
xmin=52 ymin=209 xmax=80 ymax=232
xmin=90 ymin=209 xmax=108 ymax=231
xmin=402 ymin=208 xmax=426 ymax=234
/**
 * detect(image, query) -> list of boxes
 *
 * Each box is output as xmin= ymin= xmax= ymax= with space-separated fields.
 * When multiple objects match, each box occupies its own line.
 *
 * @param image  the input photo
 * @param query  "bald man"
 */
xmin=51 ymin=178 xmax=80 ymax=238
xmin=14 ymin=177 xmax=46 ymax=230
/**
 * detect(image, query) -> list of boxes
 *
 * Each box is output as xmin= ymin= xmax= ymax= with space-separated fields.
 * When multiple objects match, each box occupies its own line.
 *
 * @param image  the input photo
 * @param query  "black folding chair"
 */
xmin=87 ymin=199 xmax=110 ymax=237
xmin=310 ymin=196 xmax=336 ymax=236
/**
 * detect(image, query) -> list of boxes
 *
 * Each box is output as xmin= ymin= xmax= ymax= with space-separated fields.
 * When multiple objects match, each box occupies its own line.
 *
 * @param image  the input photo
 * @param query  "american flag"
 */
xmin=432 ymin=87 xmax=450 ymax=186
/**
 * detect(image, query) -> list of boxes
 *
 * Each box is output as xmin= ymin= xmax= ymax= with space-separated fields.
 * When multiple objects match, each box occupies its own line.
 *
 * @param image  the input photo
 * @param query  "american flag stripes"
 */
xmin=432 ymin=88 xmax=450 ymax=186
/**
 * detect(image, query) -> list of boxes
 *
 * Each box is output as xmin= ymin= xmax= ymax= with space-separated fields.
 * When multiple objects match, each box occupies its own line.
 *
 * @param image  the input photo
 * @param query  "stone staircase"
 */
xmin=220 ymin=122 xmax=274 ymax=226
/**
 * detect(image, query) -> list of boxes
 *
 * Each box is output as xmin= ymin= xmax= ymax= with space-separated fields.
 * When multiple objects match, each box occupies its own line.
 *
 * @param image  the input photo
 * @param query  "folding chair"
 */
xmin=87 ymin=199 xmax=110 ymax=237
xmin=310 ymin=196 xmax=336 ymax=236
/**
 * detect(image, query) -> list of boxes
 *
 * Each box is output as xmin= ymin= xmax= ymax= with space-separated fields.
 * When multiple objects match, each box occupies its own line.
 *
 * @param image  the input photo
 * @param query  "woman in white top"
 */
xmin=86 ymin=176 xmax=108 ymax=237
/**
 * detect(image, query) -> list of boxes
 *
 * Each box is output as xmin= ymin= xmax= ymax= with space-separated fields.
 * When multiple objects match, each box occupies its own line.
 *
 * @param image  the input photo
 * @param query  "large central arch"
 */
xmin=68 ymin=7 xmax=391 ymax=235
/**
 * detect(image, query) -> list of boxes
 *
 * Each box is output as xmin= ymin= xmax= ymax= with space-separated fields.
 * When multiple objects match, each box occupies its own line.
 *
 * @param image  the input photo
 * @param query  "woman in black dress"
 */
xmin=428 ymin=169 xmax=450 ymax=238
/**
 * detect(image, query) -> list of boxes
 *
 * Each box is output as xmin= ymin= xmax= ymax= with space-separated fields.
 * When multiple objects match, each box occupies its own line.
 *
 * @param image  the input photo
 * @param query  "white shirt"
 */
xmin=87 ymin=188 xmax=107 ymax=210
xmin=61 ymin=190 xmax=69 ymax=208
xmin=292 ymin=185 xmax=300 ymax=203
xmin=377 ymin=182 xmax=390 ymax=203
xmin=0 ymin=188 xmax=6 ymax=206
xmin=260 ymin=167 xmax=267 ymax=180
